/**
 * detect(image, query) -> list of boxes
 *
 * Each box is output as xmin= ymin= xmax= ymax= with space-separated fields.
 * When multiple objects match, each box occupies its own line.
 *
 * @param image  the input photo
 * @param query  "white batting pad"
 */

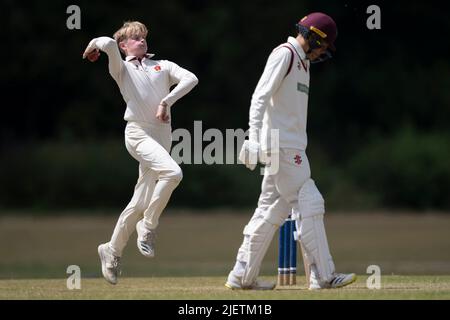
xmin=298 ymin=179 xmax=325 ymax=218
xmin=297 ymin=179 xmax=335 ymax=283
xmin=242 ymin=219 xmax=278 ymax=287
xmin=237 ymin=208 xmax=265 ymax=262
xmin=297 ymin=215 xmax=335 ymax=283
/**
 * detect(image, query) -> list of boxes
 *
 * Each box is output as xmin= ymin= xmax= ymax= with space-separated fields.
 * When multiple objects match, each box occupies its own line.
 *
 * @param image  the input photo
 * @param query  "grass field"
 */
xmin=1 ymin=276 xmax=450 ymax=299
xmin=1 ymin=210 xmax=449 ymax=299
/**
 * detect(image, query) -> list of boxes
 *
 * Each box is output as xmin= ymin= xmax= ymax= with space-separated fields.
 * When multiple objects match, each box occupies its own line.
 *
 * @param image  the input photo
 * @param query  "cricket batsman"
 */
xmin=226 ymin=13 xmax=356 ymax=290
xmin=83 ymin=21 xmax=198 ymax=284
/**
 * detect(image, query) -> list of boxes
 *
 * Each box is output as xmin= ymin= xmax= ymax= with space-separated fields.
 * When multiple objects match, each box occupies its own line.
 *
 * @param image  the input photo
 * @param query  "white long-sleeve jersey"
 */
xmin=249 ymin=36 xmax=310 ymax=151
xmin=87 ymin=37 xmax=198 ymax=124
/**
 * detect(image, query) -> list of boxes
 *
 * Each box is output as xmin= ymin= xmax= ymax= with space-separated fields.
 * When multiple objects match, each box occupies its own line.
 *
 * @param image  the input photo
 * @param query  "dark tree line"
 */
xmin=1 ymin=0 xmax=449 ymax=211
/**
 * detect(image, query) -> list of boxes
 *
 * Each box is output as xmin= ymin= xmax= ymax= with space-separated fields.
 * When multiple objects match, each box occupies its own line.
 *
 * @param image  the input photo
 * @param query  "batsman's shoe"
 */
xmin=309 ymin=272 xmax=357 ymax=290
xmin=136 ymin=220 xmax=156 ymax=258
xmin=98 ymin=243 xmax=121 ymax=285
xmin=225 ymin=272 xmax=276 ymax=290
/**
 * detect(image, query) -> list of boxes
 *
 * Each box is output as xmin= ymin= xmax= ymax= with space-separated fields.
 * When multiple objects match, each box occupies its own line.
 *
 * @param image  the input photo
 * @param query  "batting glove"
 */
xmin=239 ymin=140 xmax=260 ymax=171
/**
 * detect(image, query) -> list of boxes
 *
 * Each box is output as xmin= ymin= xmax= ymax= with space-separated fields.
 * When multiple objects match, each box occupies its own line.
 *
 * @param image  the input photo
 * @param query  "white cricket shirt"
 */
xmin=88 ymin=37 xmax=198 ymax=124
xmin=249 ymin=36 xmax=310 ymax=151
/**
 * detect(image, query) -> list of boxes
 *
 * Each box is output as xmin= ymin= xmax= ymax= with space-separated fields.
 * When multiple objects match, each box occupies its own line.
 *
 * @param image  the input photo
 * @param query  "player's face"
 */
xmin=307 ymin=42 xmax=329 ymax=61
xmin=123 ymin=35 xmax=147 ymax=57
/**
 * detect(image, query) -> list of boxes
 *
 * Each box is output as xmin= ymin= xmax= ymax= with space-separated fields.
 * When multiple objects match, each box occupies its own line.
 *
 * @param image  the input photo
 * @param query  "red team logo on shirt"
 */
xmin=294 ymin=154 xmax=302 ymax=165
xmin=154 ymin=65 xmax=161 ymax=72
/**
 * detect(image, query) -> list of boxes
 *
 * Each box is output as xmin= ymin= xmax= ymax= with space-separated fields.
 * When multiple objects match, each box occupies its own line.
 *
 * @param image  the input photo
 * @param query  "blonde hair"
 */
xmin=113 ymin=21 xmax=148 ymax=51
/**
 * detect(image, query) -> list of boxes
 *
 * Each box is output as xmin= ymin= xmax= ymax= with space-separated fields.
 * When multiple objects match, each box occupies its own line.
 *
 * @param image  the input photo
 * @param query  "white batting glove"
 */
xmin=239 ymin=140 xmax=260 ymax=171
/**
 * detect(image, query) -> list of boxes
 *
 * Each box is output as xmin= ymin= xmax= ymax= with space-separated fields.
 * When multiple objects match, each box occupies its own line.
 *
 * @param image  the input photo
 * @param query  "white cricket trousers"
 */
xmin=236 ymin=149 xmax=310 ymax=263
xmin=109 ymin=121 xmax=182 ymax=257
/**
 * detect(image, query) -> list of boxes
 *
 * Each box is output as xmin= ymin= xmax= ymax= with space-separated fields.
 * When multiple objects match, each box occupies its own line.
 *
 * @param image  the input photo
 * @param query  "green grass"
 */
xmin=1 ymin=275 xmax=450 ymax=299
xmin=0 ymin=210 xmax=449 ymax=299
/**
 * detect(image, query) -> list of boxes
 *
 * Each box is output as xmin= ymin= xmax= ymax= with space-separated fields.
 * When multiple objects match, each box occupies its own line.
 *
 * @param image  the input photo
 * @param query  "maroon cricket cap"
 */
xmin=299 ymin=12 xmax=338 ymax=50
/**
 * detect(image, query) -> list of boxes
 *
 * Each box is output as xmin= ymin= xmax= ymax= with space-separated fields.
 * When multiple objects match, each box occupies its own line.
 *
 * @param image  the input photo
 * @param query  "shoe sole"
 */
xmin=98 ymin=245 xmax=117 ymax=285
xmin=136 ymin=221 xmax=155 ymax=258
xmin=136 ymin=238 xmax=155 ymax=258
xmin=225 ymin=282 xmax=242 ymax=290
xmin=225 ymin=282 xmax=275 ymax=291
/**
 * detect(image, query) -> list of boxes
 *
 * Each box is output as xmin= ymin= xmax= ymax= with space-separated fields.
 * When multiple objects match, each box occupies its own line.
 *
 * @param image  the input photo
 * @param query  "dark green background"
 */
xmin=2 ymin=0 xmax=449 ymax=211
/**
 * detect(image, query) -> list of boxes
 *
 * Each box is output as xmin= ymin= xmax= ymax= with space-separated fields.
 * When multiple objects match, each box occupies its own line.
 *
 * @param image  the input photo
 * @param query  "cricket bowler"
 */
xmin=226 ymin=13 xmax=356 ymax=290
xmin=83 ymin=21 xmax=198 ymax=284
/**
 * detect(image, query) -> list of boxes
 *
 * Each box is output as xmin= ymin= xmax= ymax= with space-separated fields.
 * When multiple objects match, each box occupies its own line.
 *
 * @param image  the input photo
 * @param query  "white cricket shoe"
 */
xmin=309 ymin=272 xmax=357 ymax=290
xmin=225 ymin=271 xmax=276 ymax=290
xmin=98 ymin=243 xmax=121 ymax=285
xmin=136 ymin=220 xmax=156 ymax=258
